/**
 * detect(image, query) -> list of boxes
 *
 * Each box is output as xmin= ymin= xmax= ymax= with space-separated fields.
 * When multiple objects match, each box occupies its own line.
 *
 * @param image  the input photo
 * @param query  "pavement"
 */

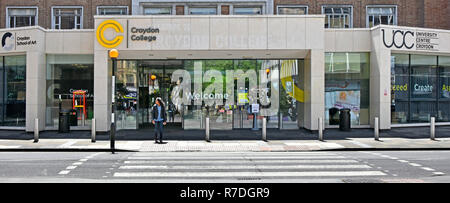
xmin=0 ymin=126 xmax=449 ymax=152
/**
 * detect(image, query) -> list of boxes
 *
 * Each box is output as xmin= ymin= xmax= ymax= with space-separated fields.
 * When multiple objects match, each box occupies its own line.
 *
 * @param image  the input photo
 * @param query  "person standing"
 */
xmin=152 ymin=98 xmax=167 ymax=144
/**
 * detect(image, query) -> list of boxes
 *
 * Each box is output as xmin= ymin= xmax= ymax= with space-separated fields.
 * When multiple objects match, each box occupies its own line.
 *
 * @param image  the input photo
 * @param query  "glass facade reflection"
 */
xmin=115 ymin=59 xmax=301 ymax=130
xmin=46 ymin=55 xmax=94 ymax=127
xmin=391 ymin=54 xmax=450 ymax=123
xmin=0 ymin=55 xmax=26 ymax=126
xmin=325 ymin=53 xmax=370 ymax=126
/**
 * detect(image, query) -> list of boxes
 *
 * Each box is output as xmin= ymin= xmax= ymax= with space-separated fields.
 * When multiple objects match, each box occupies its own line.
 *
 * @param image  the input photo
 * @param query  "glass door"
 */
xmin=116 ymin=60 xmax=138 ymax=130
xmin=137 ymin=60 xmax=183 ymax=129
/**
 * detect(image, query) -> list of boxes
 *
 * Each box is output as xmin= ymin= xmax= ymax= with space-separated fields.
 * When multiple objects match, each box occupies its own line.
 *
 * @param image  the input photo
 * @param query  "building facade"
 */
xmin=2 ymin=0 xmax=450 ymax=29
xmin=0 ymin=0 xmax=449 ymax=134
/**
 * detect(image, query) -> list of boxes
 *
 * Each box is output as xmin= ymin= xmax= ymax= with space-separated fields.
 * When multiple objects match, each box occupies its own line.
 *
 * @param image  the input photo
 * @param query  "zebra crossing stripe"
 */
xmin=113 ymin=171 xmax=386 ymax=178
xmin=132 ymin=152 xmax=336 ymax=156
xmin=124 ymin=160 xmax=360 ymax=164
xmin=118 ymin=164 xmax=372 ymax=170
xmin=127 ymin=156 xmax=347 ymax=160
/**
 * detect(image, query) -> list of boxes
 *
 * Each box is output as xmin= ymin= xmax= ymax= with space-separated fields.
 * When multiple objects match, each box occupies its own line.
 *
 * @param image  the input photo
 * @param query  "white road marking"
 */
xmin=132 ymin=152 xmax=336 ymax=156
xmin=124 ymin=160 xmax=360 ymax=164
xmin=58 ymin=170 xmax=70 ymax=175
xmin=433 ymin=172 xmax=445 ymax=175
xmin=59 ymin=152 xmax=104 ymax=176
xmin=127 ymin=156 xmax=348 ymax=160
xmin=66 ymin=166 xmax=77 ymax=170
xmin=409 ymin=163 xmax=422 ymax=167
xmin=398 ymin=160 xmax=409 ymax=163
xmin=119 ymin=164 xmax=372 ymax=170
xmin=114 ymin=171 xmax=386 ymax=178
xmin=421 ymin=167 xmax=435 ymax=171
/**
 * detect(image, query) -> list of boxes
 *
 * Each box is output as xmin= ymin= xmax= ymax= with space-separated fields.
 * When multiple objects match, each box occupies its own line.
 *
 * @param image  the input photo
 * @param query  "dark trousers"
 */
xmin=154 ymin=121 xmax=164 ymax=142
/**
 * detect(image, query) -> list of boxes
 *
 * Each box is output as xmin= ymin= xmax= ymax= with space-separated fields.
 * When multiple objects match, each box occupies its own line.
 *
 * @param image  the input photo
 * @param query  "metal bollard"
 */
xmin=262 ymin=117 xmax=267 ymax=142
xmin=318 ymin=117 xmax=323 ymax=141
xmin=205 ymin=117 xmax=210 ymax=142
xmin=34 ymin=118 xmax=39 ymax=143
xmin=82 ymin=114 xmax=85 ymax=126
xmin=374 ymin=117 xmax=379 ymax=141
xmin=91 ymin=118 xmax=96 ymax=143
xmin=279 ymin=113 xmax=283 ymax=129
xmin=430 ymin=117 xmax=435 ymax=141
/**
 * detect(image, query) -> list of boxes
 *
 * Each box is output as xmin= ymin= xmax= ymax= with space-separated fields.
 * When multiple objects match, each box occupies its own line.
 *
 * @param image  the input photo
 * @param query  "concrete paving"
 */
xmin=0 ymin=126 xmax=449 ymax=151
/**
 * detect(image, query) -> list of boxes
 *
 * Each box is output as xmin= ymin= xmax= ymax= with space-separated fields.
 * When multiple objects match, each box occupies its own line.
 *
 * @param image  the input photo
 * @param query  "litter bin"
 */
xmin=58 ymin=109 xmax=70 ymax=133
xmin=339 ymin=108 xmax=351 ymax=131
xmin=69 ymin=109 xmax=78 ymax=126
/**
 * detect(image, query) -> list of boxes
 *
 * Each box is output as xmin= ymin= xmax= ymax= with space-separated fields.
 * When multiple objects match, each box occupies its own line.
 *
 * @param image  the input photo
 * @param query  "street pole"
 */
xmin=109 ymin=49 xmax=119 ymax=154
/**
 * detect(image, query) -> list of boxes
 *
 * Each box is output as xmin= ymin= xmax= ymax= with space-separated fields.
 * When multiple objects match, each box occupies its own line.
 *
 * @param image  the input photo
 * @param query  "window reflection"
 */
xmin=0 ymin=55 xmax=26 ymax=126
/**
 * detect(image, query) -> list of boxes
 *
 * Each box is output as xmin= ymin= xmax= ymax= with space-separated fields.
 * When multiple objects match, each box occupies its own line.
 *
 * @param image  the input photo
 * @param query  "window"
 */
xmin=323 ymin=6 xmax=352 ymax=28
xmin=325 ymin=53 xmax=370 ymax=126
xmin=0 ymin=55 xmax=26 ymax=127
xmin=367 ymin=6 xmax=397 ymax=27
xmin=233 ymin=7 xmax=263 ymax=15
xmin=46 ymin=55 xmax=94 ymax=128
xmin=391 ymin=54 xmax=450 ymax=124
xmin=277 ymin=6 xmax=307 ymax=15
xmin=143 ymin=7 xmax=172 ymax=15
xmin=97 ymin=6 xmax=128 ymax=15
xmin=52 ymin=7 xmax=83 ymax=29
xmin=188 ymin=7 xmax=217 ymax=15
xmin=7 ymin=7 xmax=37 ymax=28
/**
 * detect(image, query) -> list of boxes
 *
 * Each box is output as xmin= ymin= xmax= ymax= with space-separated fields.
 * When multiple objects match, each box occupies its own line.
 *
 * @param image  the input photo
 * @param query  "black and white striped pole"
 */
xmin=110 ymin=49 xmax=119 ymax=154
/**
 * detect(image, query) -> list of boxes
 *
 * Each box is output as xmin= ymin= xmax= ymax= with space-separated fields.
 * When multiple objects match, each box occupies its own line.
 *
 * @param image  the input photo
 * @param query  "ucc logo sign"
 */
xmin=382 ymin=29 xmax=415 ymax=49
xmin=96 ymin=20 xmax=124 ymax=48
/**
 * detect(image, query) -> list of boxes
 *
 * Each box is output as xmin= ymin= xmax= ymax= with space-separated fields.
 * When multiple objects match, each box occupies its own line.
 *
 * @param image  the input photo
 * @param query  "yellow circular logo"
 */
xmin=96 ymin=20 xmax=124 ymax=48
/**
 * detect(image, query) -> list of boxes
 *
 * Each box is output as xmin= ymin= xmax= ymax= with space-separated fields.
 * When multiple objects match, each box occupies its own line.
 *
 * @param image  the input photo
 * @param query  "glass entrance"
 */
xmin=115 ymin=59 xmax=301 ymax=131
xmin=137 ymin=60 xmax=183 ymax=129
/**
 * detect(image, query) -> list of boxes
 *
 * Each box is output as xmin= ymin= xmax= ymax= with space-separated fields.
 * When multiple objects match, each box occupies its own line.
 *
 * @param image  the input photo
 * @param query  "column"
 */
xmin=303 ymin=49 xmax=325 ymax=131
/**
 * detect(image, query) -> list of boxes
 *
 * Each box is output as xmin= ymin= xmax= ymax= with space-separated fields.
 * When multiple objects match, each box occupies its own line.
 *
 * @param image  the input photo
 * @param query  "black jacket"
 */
xmin=152 ymin=105 xmax=167 ymax=122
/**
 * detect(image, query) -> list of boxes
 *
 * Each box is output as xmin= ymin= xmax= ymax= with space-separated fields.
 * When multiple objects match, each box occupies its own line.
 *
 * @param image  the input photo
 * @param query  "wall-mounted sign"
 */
xmin=382 ymin=28 xmax=439 ymax=51
xmin=382 ymin=29 xmax=415 ymax=49
xmin=1 ymin=32 xmax=14 ymax=51
xmin=96 ymin=20 xmax=124 ymax=48
xmin=416 ymin=31 xmax=439 ymax=51
xmin=1 ymin=31 xmax=37 ymax=51
xmin=130 ymin=27 xmax=159 ymax=42
xmin=16 ymin=35 xmax=36 ymax=47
